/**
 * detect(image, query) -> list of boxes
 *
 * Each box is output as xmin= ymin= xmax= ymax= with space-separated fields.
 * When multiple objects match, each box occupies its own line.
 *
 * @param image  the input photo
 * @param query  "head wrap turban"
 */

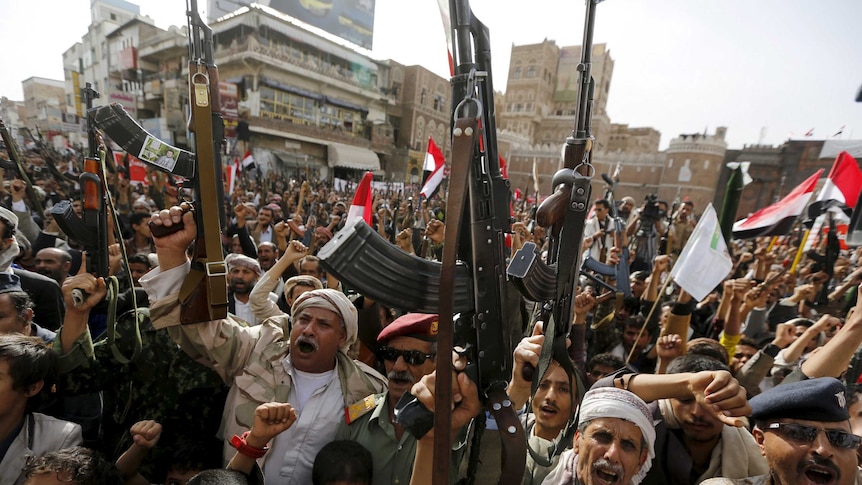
xmin=578 ymin=386 xmax=656 ymax=485
xmin=291 ymin=289 xmax=357 ymax=353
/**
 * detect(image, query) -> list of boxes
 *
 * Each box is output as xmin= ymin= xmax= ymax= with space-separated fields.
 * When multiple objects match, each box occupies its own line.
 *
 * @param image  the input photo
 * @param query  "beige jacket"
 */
xmin=145 ymin=263 xmax=387 ymax=463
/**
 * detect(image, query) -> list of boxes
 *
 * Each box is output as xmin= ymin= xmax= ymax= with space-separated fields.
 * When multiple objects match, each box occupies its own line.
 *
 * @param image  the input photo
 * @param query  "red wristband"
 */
xmin=230 ymin=431 xmax=268 ymax=459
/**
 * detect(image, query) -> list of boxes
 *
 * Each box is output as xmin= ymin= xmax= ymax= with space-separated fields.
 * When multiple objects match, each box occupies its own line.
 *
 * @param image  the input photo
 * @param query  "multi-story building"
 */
xmin=62 ymin=0 xmax=141 ymax=113
xmin=536 ymin=43 xmax=614 ymax=152
xmin=202 ymin=5 xmax=394 ymax=181
xmin=0 ymin=97 xmax=27 ymax=146
xmin=660 ymin=127 xmax=728 ymax=212
xmin=498 ymin=39 xmax=673 ymax=205
xmin=386 ymin=61 xmax=451 ymax=185
xmin=499 ymin=39 xmax=560 ymax=144
xmin=21 ymin=77 xmax=66 ymax=136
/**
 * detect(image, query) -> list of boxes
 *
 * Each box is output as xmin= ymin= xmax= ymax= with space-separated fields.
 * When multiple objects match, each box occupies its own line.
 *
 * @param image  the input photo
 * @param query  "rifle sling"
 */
xmin=179 ymin=71 xmax=228 ymax=322
xmin=434 ymin=115 xmax=477 ymax=485
xmin=96 ymin=150 xmax=142 ymax=364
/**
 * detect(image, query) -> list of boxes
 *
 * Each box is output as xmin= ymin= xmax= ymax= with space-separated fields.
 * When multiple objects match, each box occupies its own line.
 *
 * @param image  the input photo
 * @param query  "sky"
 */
xmin=1 ymin=0 xmax=861 ymax=150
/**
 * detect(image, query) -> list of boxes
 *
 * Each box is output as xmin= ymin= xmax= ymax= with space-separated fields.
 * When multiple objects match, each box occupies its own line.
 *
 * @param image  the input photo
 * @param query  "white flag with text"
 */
xmin=670 ymin=203 xmax=733 ymax=301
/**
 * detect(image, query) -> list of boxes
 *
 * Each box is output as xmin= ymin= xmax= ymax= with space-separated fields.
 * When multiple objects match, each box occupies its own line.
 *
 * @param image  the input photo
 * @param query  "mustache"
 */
xmin=387 ymin=370 xmax=414 ymax=384
xmin=540 ymin=400 xmax=560 ymax=412
xmin=295 ymin=335 xmax=319 ymax=351
xmin=798 ymin=455 xmax=841 ymax=480
xmin=592 ymin=458 xmax=625 ymax=477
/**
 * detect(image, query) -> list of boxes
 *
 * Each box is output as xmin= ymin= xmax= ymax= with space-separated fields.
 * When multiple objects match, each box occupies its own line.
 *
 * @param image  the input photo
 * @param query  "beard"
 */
xmin=230 ymin=278 xmax=255 ymax=295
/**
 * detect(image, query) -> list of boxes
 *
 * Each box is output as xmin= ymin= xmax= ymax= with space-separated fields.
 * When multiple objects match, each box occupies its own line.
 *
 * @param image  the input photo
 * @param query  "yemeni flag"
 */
xmin=241 ymin=150 xmax=255 ymax=172
xmin=421 ymin=136 xmax=446 ymax=199
xmin=346 ymin=171 xmax=374 ymax=226
xmin=732 ymin=169 xmax=823 ymax=239
xmin=807 ymin=151 xmax=862 ymax=220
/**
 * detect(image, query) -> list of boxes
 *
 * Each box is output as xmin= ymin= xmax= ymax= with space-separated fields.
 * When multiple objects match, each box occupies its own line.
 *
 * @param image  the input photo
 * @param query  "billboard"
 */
xmin=209 ymin=0 xmax=376 ymax=50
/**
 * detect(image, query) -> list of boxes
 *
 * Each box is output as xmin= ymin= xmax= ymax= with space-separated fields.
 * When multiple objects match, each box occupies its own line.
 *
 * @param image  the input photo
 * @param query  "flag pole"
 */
xmin=790 ymin=229 xmax=810 ymax=274
xmin=626 ymin=274 xmax=673 ymax=365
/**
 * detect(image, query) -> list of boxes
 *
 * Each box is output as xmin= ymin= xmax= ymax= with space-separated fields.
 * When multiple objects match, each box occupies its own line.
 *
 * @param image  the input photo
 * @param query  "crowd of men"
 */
xmin=1 ymin=150 xmax=862 ymax=485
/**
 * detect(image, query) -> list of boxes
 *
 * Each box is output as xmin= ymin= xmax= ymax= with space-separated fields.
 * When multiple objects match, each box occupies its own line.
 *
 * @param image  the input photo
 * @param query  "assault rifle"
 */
xmin=51 ymin=85 xmax=144 ymax=363
xmin=88 ymin=0 xmax=228 ymax=323
xmin=581 ymin=165 xmax=632 ymax=297
xmin=320 ymin=1 xmax=525 ymax=483
xmin=508 ymin=0 xmax=604 ymax=378
xmin=0 ymin=118 xmax=45 ymax=217
xmin=52 ymin=83 xmax=110 ymax=284
xmin=22 ymin=127 xmax=78 ymax=190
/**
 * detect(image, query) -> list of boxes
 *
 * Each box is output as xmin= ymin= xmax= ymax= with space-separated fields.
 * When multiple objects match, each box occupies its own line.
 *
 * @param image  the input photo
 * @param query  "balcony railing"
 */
xmin=217 ymin=38 xmax=378 ymax=92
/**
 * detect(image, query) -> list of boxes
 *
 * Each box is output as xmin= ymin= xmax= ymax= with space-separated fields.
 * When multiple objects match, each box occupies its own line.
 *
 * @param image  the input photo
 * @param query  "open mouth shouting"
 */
xmin=799 ymin=458 xmax=841 ymax=485
xmin=295 ymin=336 xmax=319 ymax=354
xmin=591 ymin=459 xmax=624 ymax=485
xmin=538 ymin=402 xmax=560 ymax=420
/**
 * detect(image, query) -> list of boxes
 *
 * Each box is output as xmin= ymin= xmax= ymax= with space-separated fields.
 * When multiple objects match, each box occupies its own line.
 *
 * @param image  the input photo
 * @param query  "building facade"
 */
xmin=21 ymin=77 xmax=66 ymax=136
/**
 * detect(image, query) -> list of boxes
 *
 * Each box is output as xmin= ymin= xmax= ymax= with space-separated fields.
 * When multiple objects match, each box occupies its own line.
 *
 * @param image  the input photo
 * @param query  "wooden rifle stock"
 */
xmin=170 ymin=0 xmax=228 ymax=323
xmin=535 ymin=141 xmax=590 ymax=230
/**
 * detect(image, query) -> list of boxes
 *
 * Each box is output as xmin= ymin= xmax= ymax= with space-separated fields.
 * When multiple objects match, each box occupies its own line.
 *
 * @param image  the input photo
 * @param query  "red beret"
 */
xmin=377 ymin=313 xmax=439 ymax=342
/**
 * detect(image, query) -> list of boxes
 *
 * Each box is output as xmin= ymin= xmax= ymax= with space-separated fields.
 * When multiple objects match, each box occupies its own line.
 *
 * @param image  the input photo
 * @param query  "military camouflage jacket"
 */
xmin=146 ymin=262 xmax=387 ymax=464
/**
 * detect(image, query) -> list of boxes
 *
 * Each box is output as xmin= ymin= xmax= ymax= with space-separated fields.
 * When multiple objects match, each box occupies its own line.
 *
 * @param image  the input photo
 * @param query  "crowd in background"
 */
xmin=1 ymin=144 xmax=861 ymax=485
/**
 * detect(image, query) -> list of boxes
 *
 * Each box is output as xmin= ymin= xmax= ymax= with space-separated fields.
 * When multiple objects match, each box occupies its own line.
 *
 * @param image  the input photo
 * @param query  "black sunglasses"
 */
xmin=766 ymin=422 xmax=862 ymax=449
xmin=377 ymin=346 xmax=435 ymax=366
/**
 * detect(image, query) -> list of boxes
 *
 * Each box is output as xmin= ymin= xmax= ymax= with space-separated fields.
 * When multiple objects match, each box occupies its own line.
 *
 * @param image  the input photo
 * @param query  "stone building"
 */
xmin=659 ymin=127 xmax=729 ymax=212
xmin=386 ymin=61 xmax=451 ymax=186
xmin=606 ymin=124 xmax=661 ymax=154
xmin=499 ymin=39 xmax=560 ymax=144
xmin=717 ymin=139 xmax=862 ymax=222
xmin=535 ymin=43 xmax=614 ymax=152
xmin=717 ymin=144 xmax=783 ymax=220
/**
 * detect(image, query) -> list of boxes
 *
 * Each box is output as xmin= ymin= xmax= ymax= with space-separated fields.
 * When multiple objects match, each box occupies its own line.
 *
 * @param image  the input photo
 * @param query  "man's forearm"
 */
xmin=800 ymin=321 xmax=862 ymax=378
xmin=59 ymin=311 xmax=91 ymax=355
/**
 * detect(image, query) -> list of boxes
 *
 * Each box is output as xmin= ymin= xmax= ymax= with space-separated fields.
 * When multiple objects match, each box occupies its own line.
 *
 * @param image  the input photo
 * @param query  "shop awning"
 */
xmin=272 ymin=150 xmax=325 ymax=168
xmin=327 ymin=143 xmax=380 ymax=171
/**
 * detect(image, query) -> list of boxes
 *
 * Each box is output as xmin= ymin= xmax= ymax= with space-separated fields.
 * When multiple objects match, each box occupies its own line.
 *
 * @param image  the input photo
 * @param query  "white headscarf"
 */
xmin=0 ymin=207 xmax=21 ymax=272
xmin=291 ymin=288 xmax=357 ymax=352
xmin=576 ymin=387 xmax=657 ymax=485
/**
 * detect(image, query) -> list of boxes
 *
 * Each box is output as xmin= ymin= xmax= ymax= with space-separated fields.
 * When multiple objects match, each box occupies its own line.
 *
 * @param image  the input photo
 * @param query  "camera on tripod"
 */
xmin=636 ymin=193 xmax=666 ymax=237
